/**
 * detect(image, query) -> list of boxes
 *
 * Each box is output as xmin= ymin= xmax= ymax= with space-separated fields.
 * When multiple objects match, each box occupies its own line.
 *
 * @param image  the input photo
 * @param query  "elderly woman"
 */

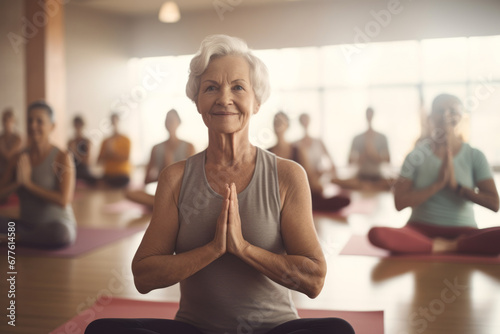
xmin=369 ymin=94 xmax=500 ymax=255
xmin=85 ymin=35 xmax=353 ymax=334
xmin=0 ymin=101 xmax=76 ymax=248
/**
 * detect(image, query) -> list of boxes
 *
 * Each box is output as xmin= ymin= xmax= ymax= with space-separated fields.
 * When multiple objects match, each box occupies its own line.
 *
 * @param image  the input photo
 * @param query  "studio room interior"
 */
xmin=0 ymin=0 xmax=499 ymax=333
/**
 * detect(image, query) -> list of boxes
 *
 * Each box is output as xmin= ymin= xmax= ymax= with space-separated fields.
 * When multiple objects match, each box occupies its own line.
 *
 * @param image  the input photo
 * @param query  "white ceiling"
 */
xmin=69 ymin=0 xmax=308 ymax=16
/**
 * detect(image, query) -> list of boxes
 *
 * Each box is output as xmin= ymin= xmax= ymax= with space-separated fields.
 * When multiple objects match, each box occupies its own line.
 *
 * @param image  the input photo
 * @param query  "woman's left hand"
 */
xmin=17 ymin=153 xmax=32 ymax=187
xmin=227 ymin=183 xmax=249 ymax=256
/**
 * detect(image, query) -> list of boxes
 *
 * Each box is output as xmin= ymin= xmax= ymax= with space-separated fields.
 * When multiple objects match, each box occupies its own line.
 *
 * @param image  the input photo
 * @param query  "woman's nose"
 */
xmin=216 ymin=87 xmax=233 ymax=105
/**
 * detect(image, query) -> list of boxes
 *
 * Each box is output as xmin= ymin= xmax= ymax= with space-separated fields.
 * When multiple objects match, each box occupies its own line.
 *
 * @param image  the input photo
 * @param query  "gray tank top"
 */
xmin=175 ymin=147 xmax=299 ymax=334
xmin=18 ymin=146 xmax=76 ymax=226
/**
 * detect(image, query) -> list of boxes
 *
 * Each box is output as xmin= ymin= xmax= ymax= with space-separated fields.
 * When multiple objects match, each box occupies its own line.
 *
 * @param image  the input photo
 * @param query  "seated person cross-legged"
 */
xmin=333 ymin=107 xmax=394 ymax=191
xmin=68 ymin=115 xmax=98 ymax=186
xmin=0 ymin=108 xmax=22 ymax=176
xmin=97 ymin=113 xmax=132 ymax=188
xmin=125 ymin=109 xmax=195 ymax=208
xmin=85 ymin=34 xmax=354 ymax=334
xmin=368 ymin=94 xmax=500 ymax=255
xmin=0 ymin=101 xmax=77 ymax=249
xmin=295 ymin=113 xmax=338 ymax=181
xmin=268 ymin=112 xmax=350 ymax=213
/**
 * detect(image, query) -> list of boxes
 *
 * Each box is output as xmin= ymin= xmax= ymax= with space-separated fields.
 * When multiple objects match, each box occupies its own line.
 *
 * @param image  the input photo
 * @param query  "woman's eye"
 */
xmin=233 ymin=85 xmax=244 ymax=91
xmin=205 ymin=86 xmax=216 ymax=92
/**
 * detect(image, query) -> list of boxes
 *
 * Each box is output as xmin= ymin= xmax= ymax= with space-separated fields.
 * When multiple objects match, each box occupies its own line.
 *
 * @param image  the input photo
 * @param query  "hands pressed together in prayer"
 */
xmin=212 ymin=182 xmax=249 ymax=258
xmin=438 ymin=145 xmax=459 ymax=193
xmin=16 ymin=153 xmax=32 ymax=188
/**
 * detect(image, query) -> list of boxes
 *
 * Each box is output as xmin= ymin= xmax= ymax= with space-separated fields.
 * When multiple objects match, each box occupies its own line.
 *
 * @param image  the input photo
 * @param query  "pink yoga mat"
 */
xmin=340 ymin=234 xmax=500 ymax=264
xmin=0 ymin=193 xmax=19 ymax=208
xmin=15 ymin=226 xmax=146 ymax=258
xmin=50 ymin=297 xmax=383 ymax=334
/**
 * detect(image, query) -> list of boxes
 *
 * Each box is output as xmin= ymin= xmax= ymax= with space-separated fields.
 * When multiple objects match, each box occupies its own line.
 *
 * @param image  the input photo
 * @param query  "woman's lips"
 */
xmin=212 ymin=112 xmax=238 ymax=116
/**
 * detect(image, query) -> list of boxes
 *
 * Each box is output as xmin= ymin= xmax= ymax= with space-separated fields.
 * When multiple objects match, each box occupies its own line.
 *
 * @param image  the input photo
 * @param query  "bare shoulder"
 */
xmin=276 ymin=157 xmax=309 ymax=202
xmin=151 ymin=141 xmax=163 ymax=152
xmin=157 ymin=160 xmax=187 ymax=203
xmin=55 ymin=147 xmax=73 ymax=163
xmin=276 ymin=156 xmax=307 ymax=181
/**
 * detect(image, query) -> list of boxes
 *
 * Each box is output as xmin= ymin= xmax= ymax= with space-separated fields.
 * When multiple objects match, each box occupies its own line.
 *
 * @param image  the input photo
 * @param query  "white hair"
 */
xmin=186 ymin=34 xmax=271 ymax=104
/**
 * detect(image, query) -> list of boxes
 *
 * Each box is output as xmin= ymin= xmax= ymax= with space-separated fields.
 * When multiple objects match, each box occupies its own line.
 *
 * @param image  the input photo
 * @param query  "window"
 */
xmin=129 ymin=36 xmax=500 ymax=168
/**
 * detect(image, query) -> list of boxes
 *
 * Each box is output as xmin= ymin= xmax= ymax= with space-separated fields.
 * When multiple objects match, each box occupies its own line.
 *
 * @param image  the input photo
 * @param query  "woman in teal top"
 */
xmin=369 ymin=93 xmax=500 ymax=255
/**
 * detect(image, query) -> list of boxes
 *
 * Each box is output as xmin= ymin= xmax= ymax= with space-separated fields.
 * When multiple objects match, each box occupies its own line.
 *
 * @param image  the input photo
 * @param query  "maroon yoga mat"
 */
xmin=314 ymin=197 xmax=377 ymax=219
xmin=50 ymin=297 xmax=384 ymax=334
xmin=0 ymin=193 xmax=19 ymax=208
xmin=15 ymin=226 xmax=146 ymax=258
xmin=340 ymin=234 xmax=500 ymax=264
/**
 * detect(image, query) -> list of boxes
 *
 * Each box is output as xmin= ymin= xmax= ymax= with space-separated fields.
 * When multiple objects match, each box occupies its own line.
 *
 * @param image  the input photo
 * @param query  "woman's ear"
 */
xmin=253 ymin=102 xmax=261 ymax=115
xmin=195 ymin=98 xmax=201 ymax=115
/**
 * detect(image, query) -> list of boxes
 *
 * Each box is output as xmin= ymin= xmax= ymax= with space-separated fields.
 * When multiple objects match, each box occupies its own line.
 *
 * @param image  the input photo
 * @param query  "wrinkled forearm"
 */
xmin=237 ymin=243 xmax=325 ymax=299
xmin=132 ymin=242 xmax=221 ymax=294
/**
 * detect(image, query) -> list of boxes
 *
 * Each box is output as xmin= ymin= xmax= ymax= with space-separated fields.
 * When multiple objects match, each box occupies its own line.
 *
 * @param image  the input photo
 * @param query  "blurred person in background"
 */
xmin=97 ymin=113 xmax=131 ymax=188
xmin=68 ymin=115 xmax=98 ymax=186
xmin=126 ymin=108 xmax=195 ymax=207
xmin=369 ymin=94 xmax=500 ymax=255
xmin=0 ymin=101 xmax=76 ymax=248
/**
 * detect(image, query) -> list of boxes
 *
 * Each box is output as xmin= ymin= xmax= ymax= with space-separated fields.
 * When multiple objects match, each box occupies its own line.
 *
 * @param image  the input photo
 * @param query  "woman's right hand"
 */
xmin=437 ymin=147 xmax=450 ymax=189
xmin=211 ymin=184 xmax=230 ymax=257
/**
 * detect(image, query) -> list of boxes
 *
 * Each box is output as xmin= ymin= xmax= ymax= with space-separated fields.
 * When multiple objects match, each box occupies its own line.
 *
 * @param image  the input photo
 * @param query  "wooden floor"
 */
xmin=1 ymin=173 xmax=499 ymax=334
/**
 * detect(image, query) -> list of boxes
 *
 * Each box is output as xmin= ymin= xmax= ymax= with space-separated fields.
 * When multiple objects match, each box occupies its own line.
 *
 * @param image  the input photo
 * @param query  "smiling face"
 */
xmin=431 ymin=96 xmax=463 ymax=133
xmin=28 ymin=107 xmax=54 ymax=144
xmin=196 ymin=55 xmax=260 ymax=135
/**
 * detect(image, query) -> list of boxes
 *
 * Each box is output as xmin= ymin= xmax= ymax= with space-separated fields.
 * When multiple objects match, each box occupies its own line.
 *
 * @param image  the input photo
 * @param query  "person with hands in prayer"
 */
xmin=333 ymin=107 xmax=393 ymax=191
xmin=0 ymin=101 xmax=76 ymax=248
xmin=97 ymin=113 xmax=131 ymax=188
xmin=85 ymin=34 xmax=353 ymax=334
xmin=368 ymin=94 xmax=500 ymax=255
xmin=269 ymin=111 xmax=350 ymax=213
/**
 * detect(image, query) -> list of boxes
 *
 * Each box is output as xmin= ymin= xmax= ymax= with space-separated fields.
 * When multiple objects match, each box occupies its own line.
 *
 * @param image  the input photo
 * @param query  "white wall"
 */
xmin=2 ymin=0 xmax=499 ymax=165
xmin=64 ymin=5 xmax=133 ymax=163
xmin=0 ymin=0 xmax=26 ymax=137
xmin=129 ymin=0 xmax=500 ymax=57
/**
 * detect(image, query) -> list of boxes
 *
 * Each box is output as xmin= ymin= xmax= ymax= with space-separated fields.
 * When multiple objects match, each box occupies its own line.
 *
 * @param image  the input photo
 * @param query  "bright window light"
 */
xmin=127 ymin=36 xmax=500 ymax=168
